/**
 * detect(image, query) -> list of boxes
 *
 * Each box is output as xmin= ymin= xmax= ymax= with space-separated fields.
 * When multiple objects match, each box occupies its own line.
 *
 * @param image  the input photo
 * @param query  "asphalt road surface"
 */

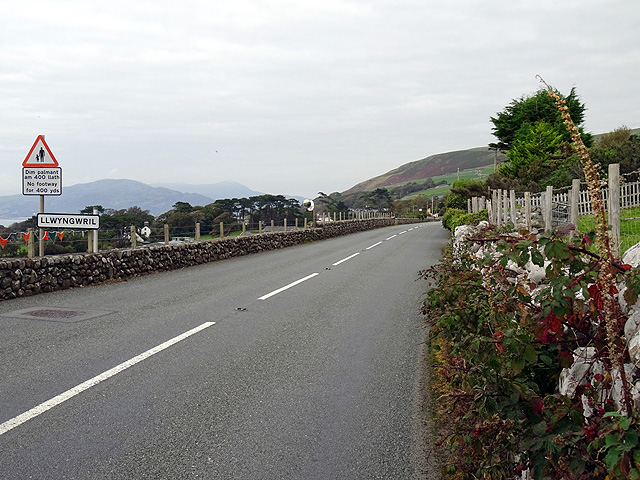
xmin=0 ymin=222 xmax=449 ymax=479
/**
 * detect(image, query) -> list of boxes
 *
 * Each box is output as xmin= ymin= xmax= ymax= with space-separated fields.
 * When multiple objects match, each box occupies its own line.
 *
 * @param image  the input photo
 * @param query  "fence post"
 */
xmin=164 ymin=224 xmax=169 ymax=244
xmin=130 ymin=225 xmax=137 ymax=248
xmin=570 ymin=179 xmax=580 ymax=238
xmin=27 ymin=228 xmax=34 ymax=258
xmin=284 ymin=218 xmax=287 ymax=232
xmin=609 ymin=163 xmax=620 ymax=257
xmin=544 ymin=186 xmax=553 ymax=233
xmin=295 ymin=218 xmax=299 ymax=229
xmin=510 ymin=190 xmax=516 ymax=226
xmin=496 ymin=190 xmax=502 ymax=226
xmin=93 ymin=208 xmax=99 ymax=252
xmin=259 ymin=221 xmax=263 ymax=233
xmin=219 ymin=222 xmax=224 ymax=238
xmin=490 ymin=190 xmax=496 ymax=224
xmin=503 ymin=190 xmax=509 ymax=225
xmin=242 ymin=222 xmax=246 ymax=235
xmin=195 ymin=222 xmax=200 ymax=241
xmin=304 ymin=218 xmax=307 ymax=229
xmin=87 ymin=231 xmax=93 ymax=253
xmin=525 ymin=192 xmax=532 ymax=232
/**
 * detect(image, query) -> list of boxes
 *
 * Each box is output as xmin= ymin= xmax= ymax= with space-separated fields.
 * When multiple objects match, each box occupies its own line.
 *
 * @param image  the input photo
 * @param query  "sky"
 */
xmin=1 ymin=0 xmax=639 ymax=200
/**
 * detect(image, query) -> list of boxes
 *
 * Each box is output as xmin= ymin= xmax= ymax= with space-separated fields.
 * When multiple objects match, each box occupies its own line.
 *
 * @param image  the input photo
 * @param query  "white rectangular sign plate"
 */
xmin=37 ymin=213 xmax=100 ymax=230
xmin=23 ymin=167 xmax=62 ymax=196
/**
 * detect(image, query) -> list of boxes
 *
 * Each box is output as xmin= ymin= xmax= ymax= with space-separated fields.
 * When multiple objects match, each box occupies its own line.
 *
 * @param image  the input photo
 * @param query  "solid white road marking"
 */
xmin=366 ymin=241 xmax=383 ymax=250
xmin=0 ymin=322 xmax=216 ymax=436
xmin=258 ymin=273 xmax=319 ymax=300
xmin=332 ymin=252 xmax=360 ymax=266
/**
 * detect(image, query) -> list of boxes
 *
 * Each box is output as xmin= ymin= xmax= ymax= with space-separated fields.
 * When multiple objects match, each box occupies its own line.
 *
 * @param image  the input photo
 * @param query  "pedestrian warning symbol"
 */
xmin=22 ymin=135 xmax=59 ymax=168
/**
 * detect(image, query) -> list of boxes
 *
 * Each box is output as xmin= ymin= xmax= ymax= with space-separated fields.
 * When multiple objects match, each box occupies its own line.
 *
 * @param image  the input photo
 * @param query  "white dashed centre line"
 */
xmin=366 ymin=241 xmax=383 ymax=250
xmin=0 ymin=321 xmax=216 ymax=436
xmin=258 ymin=273 xmax=319 ymax=300
xmin=385 ymin=235 xmax=397 ymax=241
xmin=333 ymin=252 xmax=360 ymax=266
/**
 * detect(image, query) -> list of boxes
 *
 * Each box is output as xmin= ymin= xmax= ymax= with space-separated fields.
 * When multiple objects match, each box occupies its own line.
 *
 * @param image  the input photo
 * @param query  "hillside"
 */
xmin=342 ymin=146 xmax=506 ymax=195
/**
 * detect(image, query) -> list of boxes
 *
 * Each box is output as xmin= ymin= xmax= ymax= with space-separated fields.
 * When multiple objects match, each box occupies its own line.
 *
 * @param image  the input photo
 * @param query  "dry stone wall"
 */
xmin=0 ymin=218 xmax=421 ymax=301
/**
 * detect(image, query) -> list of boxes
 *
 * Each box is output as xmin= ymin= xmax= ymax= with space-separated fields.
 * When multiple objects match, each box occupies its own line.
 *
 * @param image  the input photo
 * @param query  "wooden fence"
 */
xmin=468 ymin=164 xmax=634 ymax=256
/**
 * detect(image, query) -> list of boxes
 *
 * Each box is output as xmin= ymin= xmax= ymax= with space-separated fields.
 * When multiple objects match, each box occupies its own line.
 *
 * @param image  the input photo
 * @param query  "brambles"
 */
xmin=424 ymin=227 xmax=640 ymax=478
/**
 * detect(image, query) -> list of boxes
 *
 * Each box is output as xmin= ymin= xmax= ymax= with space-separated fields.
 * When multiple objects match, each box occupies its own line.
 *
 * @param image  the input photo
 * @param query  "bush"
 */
xmin=442 ymin=209 xmax=488 ymax=231
xmin=442 ymin=208 xmax=466 ymax=231
xmin=423 ymin=230 xmax=640 ymax=479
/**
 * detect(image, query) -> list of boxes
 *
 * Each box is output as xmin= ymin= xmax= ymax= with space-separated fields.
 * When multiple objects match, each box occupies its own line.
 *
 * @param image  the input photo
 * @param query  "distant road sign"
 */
xmin=37 ymin=213 xmax=100 ymax=230
xmin=23 ymin=167 xmax=62 ymax=196
xmin=23 ymin=135 xmax=59 ymax=168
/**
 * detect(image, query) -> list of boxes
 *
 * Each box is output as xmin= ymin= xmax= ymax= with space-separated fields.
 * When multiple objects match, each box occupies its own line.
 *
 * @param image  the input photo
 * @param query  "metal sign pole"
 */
xmin=39 ymin=194 xmax=44 ymax=257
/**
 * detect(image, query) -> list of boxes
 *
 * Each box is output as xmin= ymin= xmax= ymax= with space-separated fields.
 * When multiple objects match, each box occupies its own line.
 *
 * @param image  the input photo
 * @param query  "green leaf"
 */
xmin=606 ymin=433 xmax=621 ymax=449
xmin=605 ymin=447 xmax=621 ymax=471
xmin=544 ymin=240 xmax=570 ymax=260
xmin=532 ymin=421 xmax=547 ymax=436
xmin=622 ymin=430 xmax=638 ymax=450
xmin=511 ymin=357 xmax=525 ymax=375
xmin=524 ymin=345 xmax=538 ymax=364
xmin=531 ymin=248 xmax=544 ymax=267
xmin=539 ymin=354 xmax=553 ymax=367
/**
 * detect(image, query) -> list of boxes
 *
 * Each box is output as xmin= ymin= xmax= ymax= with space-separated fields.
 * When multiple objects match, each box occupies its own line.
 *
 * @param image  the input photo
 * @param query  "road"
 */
xmin=0 ymin=222 xmax=448 ymax=479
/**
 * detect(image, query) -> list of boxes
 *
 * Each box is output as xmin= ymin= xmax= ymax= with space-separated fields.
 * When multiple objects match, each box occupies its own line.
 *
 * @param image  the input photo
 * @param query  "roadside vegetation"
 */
xmin=424 ymin=82 xmax=640 ymax=478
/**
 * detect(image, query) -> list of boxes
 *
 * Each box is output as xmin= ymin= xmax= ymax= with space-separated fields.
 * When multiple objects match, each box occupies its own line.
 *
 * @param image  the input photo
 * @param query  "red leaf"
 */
xmin=492 ymin=331 xmax=504 ymax=352
xmin=531 ymin=396 xmax=544 ymax=415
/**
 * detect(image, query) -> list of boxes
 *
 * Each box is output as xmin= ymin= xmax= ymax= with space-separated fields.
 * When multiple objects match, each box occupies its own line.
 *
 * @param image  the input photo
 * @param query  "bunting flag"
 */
xmin=57 ymin=231 xmax=64 ymax=241
xmin=42 ymin=231 xmax=50 ymax=241
xmin=0 ymin=236 xmax=8 ymax=249
xmin=22 ymin=232 xmax=30 ymax=243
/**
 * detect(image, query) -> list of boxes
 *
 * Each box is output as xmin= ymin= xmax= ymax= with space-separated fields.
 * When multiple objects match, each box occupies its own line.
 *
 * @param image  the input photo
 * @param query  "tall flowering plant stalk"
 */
xmin=538 ymin=76 xmax=631 ymax=414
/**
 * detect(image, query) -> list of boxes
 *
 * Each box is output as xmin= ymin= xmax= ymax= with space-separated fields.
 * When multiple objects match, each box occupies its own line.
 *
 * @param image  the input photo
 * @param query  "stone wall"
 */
xmin=0 ymin=218 xmax=422 ymax=301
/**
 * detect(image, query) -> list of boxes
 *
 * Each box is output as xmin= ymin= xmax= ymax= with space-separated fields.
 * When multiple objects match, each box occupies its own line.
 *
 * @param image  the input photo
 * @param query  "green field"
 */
xmin=399 ymin=164 xmax=495 ymax=200
xmin=578 ymin=206 xmax=640 ymax=255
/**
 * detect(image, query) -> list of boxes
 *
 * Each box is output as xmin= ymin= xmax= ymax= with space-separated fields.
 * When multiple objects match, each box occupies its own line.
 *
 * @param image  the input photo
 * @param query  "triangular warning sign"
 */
xmin=22 ymin=135 xmax=59 ymax=167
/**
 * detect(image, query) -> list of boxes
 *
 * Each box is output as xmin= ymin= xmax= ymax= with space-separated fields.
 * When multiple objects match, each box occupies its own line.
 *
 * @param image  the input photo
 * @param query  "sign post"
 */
xmin=22 ymin=135 xmax=62 ymax=257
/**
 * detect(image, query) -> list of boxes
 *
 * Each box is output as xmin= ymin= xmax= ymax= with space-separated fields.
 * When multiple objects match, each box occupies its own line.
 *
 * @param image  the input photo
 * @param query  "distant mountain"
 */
xmin=151 ymin=181 xmax=264 ymax=200
xmin=0 ymin=179 xmax=308 ymax=220
xmin=342 ymin=147 xmax=505 ymax=195
xmin=0 ymin=179 xmax=215 ymax=218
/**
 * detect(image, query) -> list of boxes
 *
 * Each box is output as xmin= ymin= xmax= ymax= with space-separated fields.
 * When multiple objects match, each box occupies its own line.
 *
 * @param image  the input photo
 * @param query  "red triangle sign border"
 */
xmin=22 ymin=135 xmax=59 ymax=168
